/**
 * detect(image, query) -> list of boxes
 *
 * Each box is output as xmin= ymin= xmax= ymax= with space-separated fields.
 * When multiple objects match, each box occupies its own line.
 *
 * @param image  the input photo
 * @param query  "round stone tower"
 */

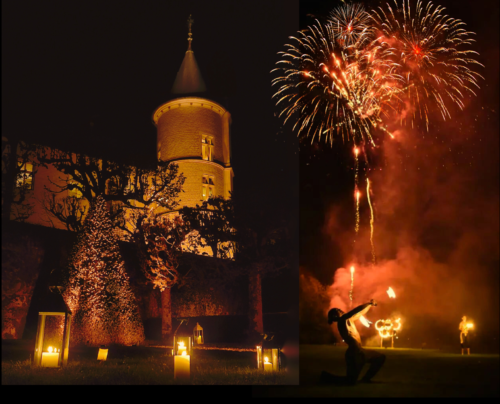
xmin=152 ymin=16 xmax=233 ymax=208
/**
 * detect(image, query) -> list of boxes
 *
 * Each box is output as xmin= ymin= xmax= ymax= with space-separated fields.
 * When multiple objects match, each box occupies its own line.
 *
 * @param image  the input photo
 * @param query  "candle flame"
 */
xmin=181 ymin=351 xmax=187 ymax=356
xmin=264 ymin=356 xmax=270 ymax=364
xmin=48 ymin=346 xmax=53 ymax=353
xmin=387 ymin=287 xmax=396 ymax=298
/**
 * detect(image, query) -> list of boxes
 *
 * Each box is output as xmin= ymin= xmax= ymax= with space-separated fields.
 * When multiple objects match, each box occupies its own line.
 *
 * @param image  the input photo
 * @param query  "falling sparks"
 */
xmin=349 ymin=265 xmax=355 ymax=307
xmin=366 ymin=178 xmax=376 ymax=264
xmin=387 ymin=287 xmax=396 ymax=299
xmin=355 ymin=190 xmax=361 ymax=233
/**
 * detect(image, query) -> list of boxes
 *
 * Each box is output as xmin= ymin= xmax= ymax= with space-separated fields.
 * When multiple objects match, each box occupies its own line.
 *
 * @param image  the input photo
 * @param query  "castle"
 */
xmin=1 ymin=18 xmax=262 ymax=344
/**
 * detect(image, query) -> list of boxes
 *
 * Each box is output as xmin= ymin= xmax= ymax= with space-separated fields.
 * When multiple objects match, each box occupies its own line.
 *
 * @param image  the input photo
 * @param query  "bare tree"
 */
xmin=36 ymin=147 xmax=185 ymax=237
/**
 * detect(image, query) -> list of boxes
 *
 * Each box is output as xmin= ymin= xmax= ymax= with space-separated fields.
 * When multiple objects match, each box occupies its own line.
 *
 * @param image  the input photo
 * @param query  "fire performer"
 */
xmin=321 ymin=300 xmax=385 ymax=385
xmin=459 ymin=316 xmax=472 ymax=355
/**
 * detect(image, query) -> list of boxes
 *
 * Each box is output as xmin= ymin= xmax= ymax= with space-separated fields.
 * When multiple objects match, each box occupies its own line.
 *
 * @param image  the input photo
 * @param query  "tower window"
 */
xmin=16 ymin=160 xmax=34 ymax=190
xmin=202 ymin=175 xmax=215 ymax=201
xmin=202 ymin=136 xmax=214 ymax=161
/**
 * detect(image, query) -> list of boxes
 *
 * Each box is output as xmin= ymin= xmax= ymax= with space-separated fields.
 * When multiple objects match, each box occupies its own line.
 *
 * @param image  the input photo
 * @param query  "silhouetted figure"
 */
xmin=321 ymin=300 xmax=386 ymax=385
xmin=459 ymin=316 xmax=471 ymax=355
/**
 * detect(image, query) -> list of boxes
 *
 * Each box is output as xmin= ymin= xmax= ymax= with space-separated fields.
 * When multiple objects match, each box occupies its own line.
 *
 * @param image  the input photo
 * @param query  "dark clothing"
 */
xmin=461 ymin=335 xmax=470 ymax=349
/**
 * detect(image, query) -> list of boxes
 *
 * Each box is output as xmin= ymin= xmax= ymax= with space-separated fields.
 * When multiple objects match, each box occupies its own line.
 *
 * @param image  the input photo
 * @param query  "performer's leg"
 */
xmin=467 ymin=348 xmax=470 ymax=355
xmin=360 ymin=348 xmax=386 ymax=382
xmin=320 ymin=347 xmax=363 ymax=386
xmin=345 ymin=346 xmax=365 ymax=385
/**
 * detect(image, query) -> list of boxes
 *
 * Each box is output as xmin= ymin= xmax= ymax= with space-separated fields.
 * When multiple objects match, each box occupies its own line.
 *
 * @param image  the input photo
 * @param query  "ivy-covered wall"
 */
xmin=2 ymin=223 xmax=251 ymax=342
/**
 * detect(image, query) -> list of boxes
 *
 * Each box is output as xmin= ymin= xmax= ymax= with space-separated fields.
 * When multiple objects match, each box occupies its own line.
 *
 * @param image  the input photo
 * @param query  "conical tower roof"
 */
xmin=171 ymin=15 xmax=207 ymax=94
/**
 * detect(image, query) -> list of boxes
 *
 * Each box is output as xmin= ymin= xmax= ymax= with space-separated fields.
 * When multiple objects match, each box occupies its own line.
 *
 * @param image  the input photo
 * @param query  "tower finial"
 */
xmin=187 ymin=14 xmax=194 ymax=51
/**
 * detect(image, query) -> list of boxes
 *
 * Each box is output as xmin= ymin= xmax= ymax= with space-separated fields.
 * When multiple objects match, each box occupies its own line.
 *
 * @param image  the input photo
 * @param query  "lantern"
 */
xmin=97 ymin=346 xmax=108 ymax=361
xmin=193 ymin=322 xmax=204 ymax=345
xmin=173 ymin=319 xmax=192 ymax=381
xmin=33 ymin=287 xmax=72 ymax=367
xmin=256 ymin=340 xmax=281 ymax=371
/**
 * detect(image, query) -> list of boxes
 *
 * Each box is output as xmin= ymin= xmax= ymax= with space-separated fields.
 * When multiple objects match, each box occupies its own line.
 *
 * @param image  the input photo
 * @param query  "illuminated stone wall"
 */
xmin=154 ymin=97 xmax=234 ymax=205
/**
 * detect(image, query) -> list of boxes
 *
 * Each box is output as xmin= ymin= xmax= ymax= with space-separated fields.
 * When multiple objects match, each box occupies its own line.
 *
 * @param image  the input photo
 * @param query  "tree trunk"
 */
xmin=161 ymin=288 xmax=172 ymax=340
xmin=248 ymin=271 xmax=263 ymax=336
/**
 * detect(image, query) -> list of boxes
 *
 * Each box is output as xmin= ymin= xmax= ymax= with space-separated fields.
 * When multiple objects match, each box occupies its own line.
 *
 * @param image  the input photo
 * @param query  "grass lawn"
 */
xmin=1 ymin=341 xmax=295 ymax=385
xmin=254 ymin=345 xmax=499 ymax=397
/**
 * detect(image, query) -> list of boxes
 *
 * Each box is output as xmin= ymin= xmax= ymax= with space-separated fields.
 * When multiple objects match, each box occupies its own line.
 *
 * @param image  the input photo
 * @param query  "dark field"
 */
xmin=1 ymin=340 xmax=296 ymax=385
xmin=255 ymin=345 xmax=499 ymax=397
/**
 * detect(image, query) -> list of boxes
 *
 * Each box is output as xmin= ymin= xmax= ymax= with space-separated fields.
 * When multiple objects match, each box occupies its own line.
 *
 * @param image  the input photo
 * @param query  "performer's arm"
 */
xmin=342 ymin=301 xmax=374 ymax=321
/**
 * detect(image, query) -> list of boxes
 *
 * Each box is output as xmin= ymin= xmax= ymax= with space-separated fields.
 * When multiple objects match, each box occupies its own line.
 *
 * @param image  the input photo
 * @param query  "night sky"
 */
xmin=298 ymin=0 xmax=499 ymax=345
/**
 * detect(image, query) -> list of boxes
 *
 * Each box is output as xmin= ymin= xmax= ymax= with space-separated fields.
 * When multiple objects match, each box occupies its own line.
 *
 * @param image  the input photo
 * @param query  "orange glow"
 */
xmin=387 ymin=287 xmax=396 ymax=298
xmin=350 ymin=266 xmax=355 ymax=274
xmin=375 ymin=318 xmax=401 ymax=338
xmin=467 ymin=323 xmax=474 ymax=329
xmin=354 ymin=147 xmax=359 ymax=156
xmin=48 ymin=346 xmax=53 ymax=353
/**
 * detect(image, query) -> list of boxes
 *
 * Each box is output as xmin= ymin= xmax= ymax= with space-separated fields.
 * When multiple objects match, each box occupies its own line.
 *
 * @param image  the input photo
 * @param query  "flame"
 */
xmin=387 ymin=287 xmax=396 ymax=298
xmin=375 ymin=318 xmax=402 ymax=338
xmin=360 ymin=316 xmax=372 ymax=327
xmin=181 ymin=351 xmax=187 ymax=356
xmin=354 ymin=147 xmax=359 ymax=156
xmin=467 ymin=323 xmax=474 ymax=329
xmin=350 ymin=266 xmax=355 ymax=274
xmin=48 ymin=346 xmax=53 ymax=353
xmin=264 ymin=356 xmax=270 ymax=364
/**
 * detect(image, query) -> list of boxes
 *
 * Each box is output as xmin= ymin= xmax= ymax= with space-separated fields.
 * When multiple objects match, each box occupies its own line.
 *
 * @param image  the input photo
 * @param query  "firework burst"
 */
xmin=328 ymin=2 xmax=371 ymax=47
xmin=271 ymin=19 xmax=403 ymax=147
xmin=370 ymin=0 xmax=484 ymax=128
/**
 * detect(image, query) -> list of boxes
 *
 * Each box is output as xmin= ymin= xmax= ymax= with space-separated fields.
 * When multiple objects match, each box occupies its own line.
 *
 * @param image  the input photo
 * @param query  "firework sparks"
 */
xmin=349 ymin=265 xmax=355 ymax=307
xmin=328 ymin=2 xmax=371 ymax=47
xmin=370 ymin=0 xmax=484 ymax=129
xmin=387 ymin=287 xmax=396 ymax=299
xmin=355 ymin=190 xmax=361 ymax=233
xmin=366 ymin=178 xmax=376 ymax=264
xmin=272 ymin=0 xmax=483 ymax=140
xmin=271 ymin=16 xmax=403 ymax=146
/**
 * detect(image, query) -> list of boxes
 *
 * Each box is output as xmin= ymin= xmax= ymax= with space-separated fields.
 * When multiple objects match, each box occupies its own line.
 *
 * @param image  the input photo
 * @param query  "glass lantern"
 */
xmin=257 ymin=345 xmax=281 ymax=371
xmin=33 ymin=287 xmax=72 ymax=367
xmin=193 ymin=322 xmax=204 ymax=345
xmin=173 ymin=320 xmax=192 ymax=381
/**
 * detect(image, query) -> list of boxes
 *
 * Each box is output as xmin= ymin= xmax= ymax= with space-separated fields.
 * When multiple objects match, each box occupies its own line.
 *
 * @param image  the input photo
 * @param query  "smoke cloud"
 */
xmin=301 ymin=108 xmax=499 ymax=350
